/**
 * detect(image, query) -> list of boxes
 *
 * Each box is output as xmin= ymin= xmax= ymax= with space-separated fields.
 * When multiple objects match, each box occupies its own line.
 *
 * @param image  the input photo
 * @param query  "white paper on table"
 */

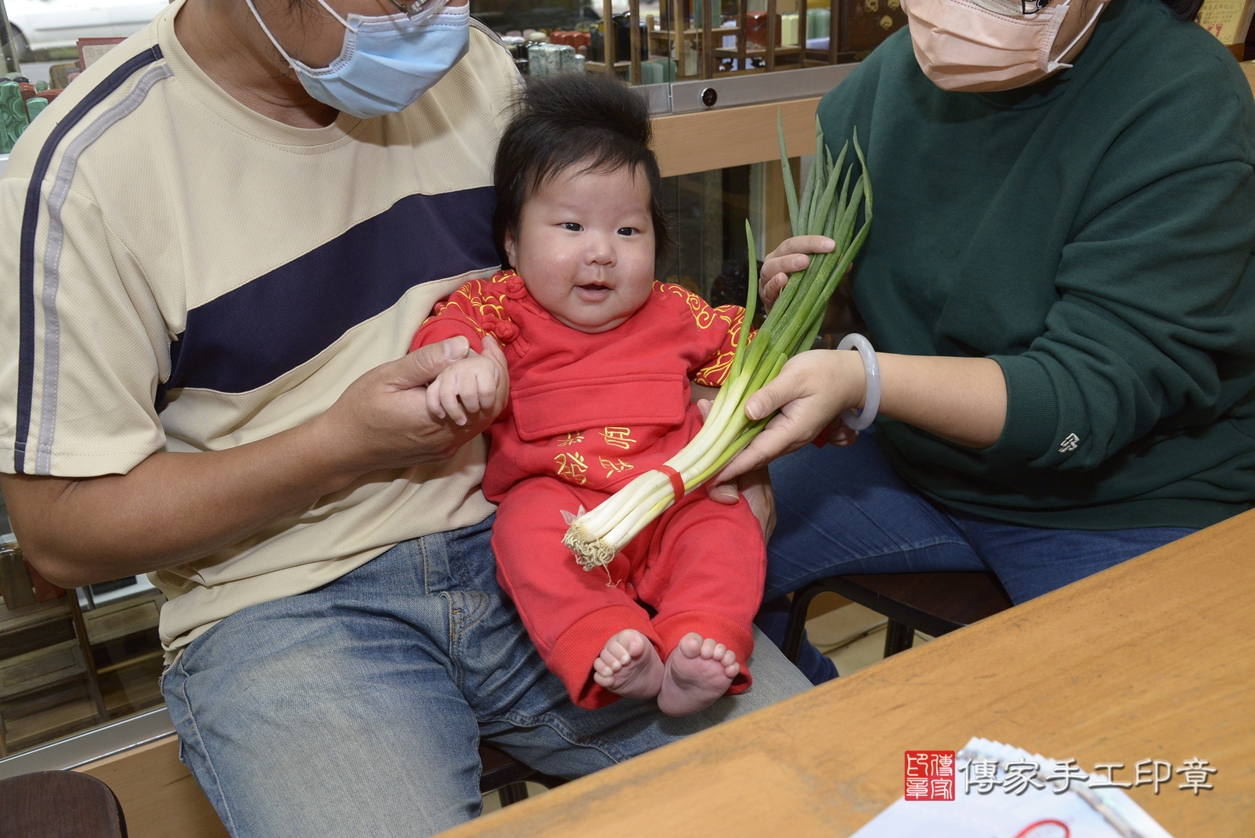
xmin=851 ymin=738 xmax=1175 ymax=838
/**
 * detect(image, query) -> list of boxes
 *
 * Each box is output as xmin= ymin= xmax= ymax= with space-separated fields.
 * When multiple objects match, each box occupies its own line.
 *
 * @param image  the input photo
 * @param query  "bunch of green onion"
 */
xmin=562 ymin=118 xmax=874 ymax=571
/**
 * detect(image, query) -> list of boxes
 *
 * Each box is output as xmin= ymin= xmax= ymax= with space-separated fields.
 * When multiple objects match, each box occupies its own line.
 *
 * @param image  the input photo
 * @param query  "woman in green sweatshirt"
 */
xmin=723 ymin=0 xmax=1255 ymax=683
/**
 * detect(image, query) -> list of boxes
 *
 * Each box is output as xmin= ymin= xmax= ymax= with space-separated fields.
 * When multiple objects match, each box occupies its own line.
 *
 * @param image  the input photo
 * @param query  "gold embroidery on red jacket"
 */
xmin=600 ymin=457 xmax=634 ymax=478
xmin=663 ymin=283 xmax=717 ymax=329
xmin=602 ymin=427 xmax=636 ymax=450
xmin=693 ymin=307 xmax=746 ymax=387
xmin=422 ymin=279 xmax=513 ymax=340
xmin=554 ymin=451 xmax=589 ymax=485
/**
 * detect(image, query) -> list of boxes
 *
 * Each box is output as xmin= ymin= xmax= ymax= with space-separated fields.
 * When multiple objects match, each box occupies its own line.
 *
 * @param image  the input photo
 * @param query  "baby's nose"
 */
xmin=587 ymin=235 xmax=616 ymax=264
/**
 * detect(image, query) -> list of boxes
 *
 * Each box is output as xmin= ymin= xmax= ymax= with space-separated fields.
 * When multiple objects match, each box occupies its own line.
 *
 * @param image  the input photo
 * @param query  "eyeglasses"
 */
xmin=384 ymin=0 xmax=452 ymax=20
xmin=1020 ymin=0 xmax=1051 ymax=12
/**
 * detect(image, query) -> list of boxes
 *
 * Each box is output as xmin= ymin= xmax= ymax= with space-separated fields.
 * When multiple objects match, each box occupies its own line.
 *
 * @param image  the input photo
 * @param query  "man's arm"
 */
xmin=3 ymin=336 xmax=509 ymax=587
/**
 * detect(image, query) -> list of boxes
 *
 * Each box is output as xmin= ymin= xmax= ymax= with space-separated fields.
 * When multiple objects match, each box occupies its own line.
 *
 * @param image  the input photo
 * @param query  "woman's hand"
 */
xmin=713 ymin=351 xmax=1009 ymax=487
xmin=696 ymin=397 xmax=778 ymax=540
xmin=759 ymin=235 xmax=836 ymax=311
xmin=715 ymin=349 xmax=867 ymax=484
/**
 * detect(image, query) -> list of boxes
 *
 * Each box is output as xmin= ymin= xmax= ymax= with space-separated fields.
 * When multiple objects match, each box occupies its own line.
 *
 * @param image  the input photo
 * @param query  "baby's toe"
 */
xmin=678 ymin=632 xmax=703 ymax=658
xmin=622 ymin=632 xmax=646 ymax=657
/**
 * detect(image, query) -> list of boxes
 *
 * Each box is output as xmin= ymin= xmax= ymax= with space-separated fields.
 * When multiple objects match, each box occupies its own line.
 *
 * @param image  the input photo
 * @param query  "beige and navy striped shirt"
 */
xmin=0 ymin=0 xmax=517 ymax=653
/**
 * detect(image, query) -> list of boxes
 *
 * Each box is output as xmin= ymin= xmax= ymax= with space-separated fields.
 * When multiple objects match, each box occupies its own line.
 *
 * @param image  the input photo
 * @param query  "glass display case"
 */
xmin=471 ymin=0 xmax=904 ymax=82
xmin=0 ymin=541 xmax=167 ymax=758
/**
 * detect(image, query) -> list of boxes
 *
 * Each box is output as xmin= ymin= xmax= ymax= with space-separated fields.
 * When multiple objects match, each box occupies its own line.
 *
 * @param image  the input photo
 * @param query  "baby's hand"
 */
xmin=425 ymin=351 xmax=502 ymax=426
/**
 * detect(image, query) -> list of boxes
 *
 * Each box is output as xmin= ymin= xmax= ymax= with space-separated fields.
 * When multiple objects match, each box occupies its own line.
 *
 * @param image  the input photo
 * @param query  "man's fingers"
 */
xmin=401 ymin=337 xmax=470 ymax=388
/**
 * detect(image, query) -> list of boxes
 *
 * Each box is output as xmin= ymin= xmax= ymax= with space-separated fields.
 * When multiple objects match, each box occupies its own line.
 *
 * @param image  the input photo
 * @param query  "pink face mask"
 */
xmin=901 ymin=0 xmax=1109 ymax=92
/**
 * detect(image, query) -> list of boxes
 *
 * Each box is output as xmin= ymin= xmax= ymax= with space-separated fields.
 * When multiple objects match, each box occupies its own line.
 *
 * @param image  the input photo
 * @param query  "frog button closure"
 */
xmin=504 ymin=273 xmax=528 ymax=300
xmin=481 ymin=315 xmax=519 ymax=345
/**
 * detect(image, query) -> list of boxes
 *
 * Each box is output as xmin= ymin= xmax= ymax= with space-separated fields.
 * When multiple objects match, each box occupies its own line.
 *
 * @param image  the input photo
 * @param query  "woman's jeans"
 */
xmin=161 ymin=514 xmax=809 ymax=838
xmin=755 ymin=433 xmax=1195 ymax=684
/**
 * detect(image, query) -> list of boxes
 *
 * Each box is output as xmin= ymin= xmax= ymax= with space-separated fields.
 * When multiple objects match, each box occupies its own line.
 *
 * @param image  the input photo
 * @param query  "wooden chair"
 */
xmin=782 ymin=571 xmax=1014 ymax=662
xmin=0 ymin=770 xmax=128 ymax=837
xmin=478 ymin=743 xmax=566 ymax=807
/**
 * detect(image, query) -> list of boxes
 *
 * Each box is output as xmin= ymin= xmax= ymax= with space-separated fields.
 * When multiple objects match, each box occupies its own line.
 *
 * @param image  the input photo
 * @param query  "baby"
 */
xmin=410 ymin=73 xmax=765 ymax=716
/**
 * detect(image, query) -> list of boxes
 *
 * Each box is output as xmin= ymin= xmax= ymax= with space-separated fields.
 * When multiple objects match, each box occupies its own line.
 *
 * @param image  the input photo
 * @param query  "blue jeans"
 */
xmin=161 ymin=514 xmax=809 ymax=838
xmin=755 ymin=434 xmax=1195 ymax=684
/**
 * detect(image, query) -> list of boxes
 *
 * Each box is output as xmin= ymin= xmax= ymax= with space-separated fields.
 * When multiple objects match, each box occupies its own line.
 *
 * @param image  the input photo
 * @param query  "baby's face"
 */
xmin=504 ymin=164 xmax=656 ymax=334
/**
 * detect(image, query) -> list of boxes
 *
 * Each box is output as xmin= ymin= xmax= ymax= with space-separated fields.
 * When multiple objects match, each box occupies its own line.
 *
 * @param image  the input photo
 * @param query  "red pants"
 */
xmin=492 ymin=477 xmax=766 ymax=709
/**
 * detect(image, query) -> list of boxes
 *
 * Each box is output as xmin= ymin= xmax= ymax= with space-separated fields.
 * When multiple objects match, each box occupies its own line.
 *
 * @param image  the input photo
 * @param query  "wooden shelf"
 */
xmin=2 ymin=567 xmax=165 ymax=756
xmin=0 ymin=681 xmax=100 ymax=756
xmin=100 ymin=656 xmax=164 ymax=719
xmin=85 ymin=589 xmax=167 ymax=722
xmin=96 ymin=648 xmax=163 ymax=677
xmin=584 ymin=60 xmax=634 ymax=73
xmin=713 ymin=45 xmax=804 ymax=58
xmin=650 ymin=25 xmax=741 ymax=38
xmin=0 ymin=596 xmax=73 ymax=634
xmin=0 ymin=639 xmax=87 ymax=701
xmin=83 ymin=593 xmax=162 ymax=645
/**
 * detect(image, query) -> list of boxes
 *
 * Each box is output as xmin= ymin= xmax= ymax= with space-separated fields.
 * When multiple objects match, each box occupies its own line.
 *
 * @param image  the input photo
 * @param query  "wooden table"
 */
xmin=442 ymin=509 xmax=1255 ymax=837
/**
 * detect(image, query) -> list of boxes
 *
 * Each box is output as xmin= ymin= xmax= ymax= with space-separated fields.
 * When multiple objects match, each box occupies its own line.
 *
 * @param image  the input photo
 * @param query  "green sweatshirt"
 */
xmin=817 ymin=0 xmax=1255 ymax=530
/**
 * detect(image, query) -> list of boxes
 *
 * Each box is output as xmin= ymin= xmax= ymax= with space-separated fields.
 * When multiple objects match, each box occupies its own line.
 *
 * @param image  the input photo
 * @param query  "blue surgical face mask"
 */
xmin=244 ymin=0 xmax=470 ymax=119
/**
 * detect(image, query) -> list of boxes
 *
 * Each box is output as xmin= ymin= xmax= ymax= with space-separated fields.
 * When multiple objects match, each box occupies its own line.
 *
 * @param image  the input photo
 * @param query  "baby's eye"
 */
xmin=561 ymin=222 xmax=583 ymax=232
xmin=617 ymin=227 xmax=638 ymax=236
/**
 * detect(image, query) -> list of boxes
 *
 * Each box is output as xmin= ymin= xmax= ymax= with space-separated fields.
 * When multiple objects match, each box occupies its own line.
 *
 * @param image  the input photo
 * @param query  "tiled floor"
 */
xmin=481 ymin=601 xmax=929 ymax=813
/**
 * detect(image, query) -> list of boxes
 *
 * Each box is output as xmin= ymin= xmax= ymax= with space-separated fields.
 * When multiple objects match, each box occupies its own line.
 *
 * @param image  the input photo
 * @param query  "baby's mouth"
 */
xmin=576 ymin=283 xmax=611 ymax=300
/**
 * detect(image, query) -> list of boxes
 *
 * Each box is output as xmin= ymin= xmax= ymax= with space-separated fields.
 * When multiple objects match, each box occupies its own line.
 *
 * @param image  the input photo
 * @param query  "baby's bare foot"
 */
xmin=592 ymin=629 xmax=664 ymax=699
xmin=656 ymin=633 xmax=739 ymax=717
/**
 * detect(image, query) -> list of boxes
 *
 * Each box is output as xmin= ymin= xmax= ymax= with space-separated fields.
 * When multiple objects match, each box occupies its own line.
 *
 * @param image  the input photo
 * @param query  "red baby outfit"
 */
xmin=411 ymin=270 xmax=766 ymax=709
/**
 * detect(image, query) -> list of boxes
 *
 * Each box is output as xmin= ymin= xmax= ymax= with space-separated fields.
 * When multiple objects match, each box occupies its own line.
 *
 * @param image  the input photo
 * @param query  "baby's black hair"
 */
xmin=493 ymin=73 xmax=672 ymax=268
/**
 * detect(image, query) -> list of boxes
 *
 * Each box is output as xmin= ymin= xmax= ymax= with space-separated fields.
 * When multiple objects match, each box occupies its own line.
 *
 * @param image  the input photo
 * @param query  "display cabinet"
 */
xmin=471 ymin=0 xmax=905 ymax=82
xmin=0 ymin=543 xmax=167 ymax=758
xmin=0 ymin=545 xmax=107 ymax=757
